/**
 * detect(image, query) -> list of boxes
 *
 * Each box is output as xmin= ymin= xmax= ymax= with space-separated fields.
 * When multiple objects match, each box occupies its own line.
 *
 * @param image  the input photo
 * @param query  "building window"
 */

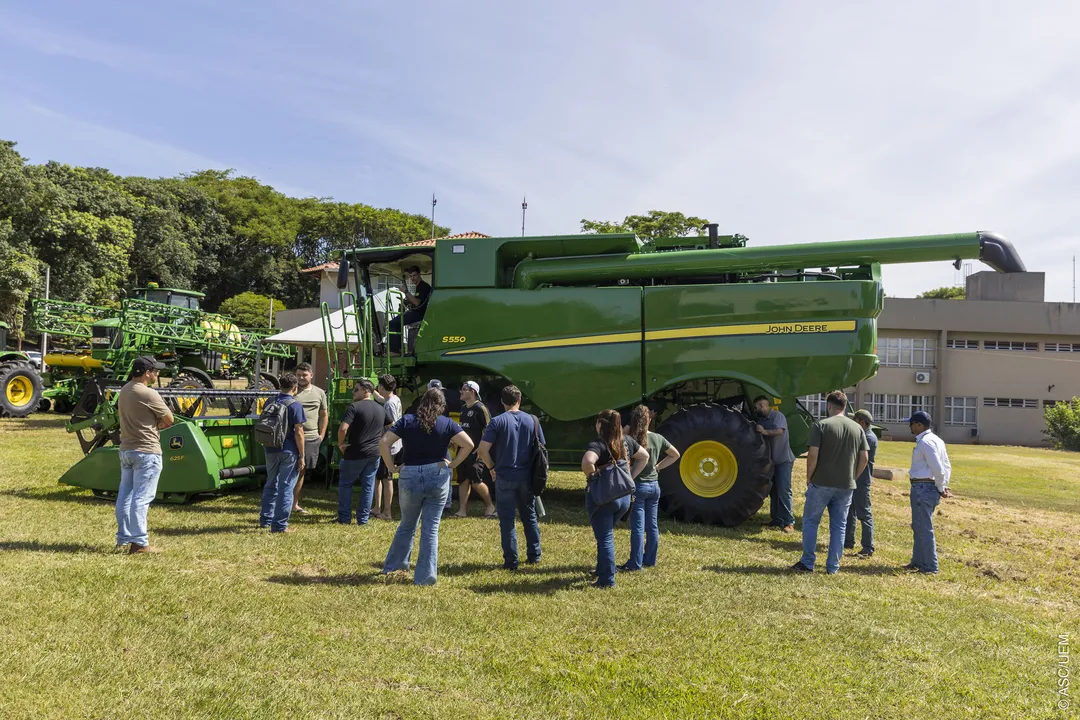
xmin=1045 ymin=342 xmax=1080 ymax=352
xmin=983 ymin=340 xmax=1038 ymax=351
xmin=798 ymin=394 xmax=829 ymax=418
xmin=1045 ymin=400 xmax=1060 ymax=408
xmin=944 ymin=396 xmax=977 ymax=426
xmin=863 ymin=394 xmax=936 ymax=423
xmin=879 ymin=338 xmax=937 ymax=368
xmin=983 ymin=398 xmax=1038 ymax=409
xmin=946 ymin=339 xmax=979 ymax=349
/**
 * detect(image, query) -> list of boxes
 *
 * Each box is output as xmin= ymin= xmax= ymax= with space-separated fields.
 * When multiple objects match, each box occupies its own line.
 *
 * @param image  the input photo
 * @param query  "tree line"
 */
xmin=0 ymin=140 xmax=448 ymax=338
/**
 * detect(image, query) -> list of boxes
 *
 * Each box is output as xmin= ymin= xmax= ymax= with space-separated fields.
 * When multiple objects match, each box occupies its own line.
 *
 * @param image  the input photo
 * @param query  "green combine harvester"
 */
xmin=319 ymin=228 xmax=1025 ymax=525
xmin=0 ymin=320 xmax=43 ymax=418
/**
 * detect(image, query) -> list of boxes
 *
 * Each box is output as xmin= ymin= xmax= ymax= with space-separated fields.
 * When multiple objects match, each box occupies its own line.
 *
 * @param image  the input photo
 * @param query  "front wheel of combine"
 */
xmin=656 ymin=404 xmax=774 ymax=526
xmin=0 ymin=361 xmax=43 ymax=418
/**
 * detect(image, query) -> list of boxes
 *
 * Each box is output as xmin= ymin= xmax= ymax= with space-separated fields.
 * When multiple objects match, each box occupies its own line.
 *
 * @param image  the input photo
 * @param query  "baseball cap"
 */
xmin=427 ymin=379 xmax=444 ymax=390
xmin=132 ymin=356 xmax=166 ymax=375
xmin=461 ymin=380 xmax=480 ymax=396
xmin=906 ymin=410 xmax=932 ymax=426
xmin=853 ymin=409 xmax=874 ymax=424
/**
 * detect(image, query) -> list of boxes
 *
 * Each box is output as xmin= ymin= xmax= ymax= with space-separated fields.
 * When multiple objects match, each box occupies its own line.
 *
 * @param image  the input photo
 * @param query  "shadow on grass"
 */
xmin=705 ymin=564 xmax=905 ymax=576
xmin=0 ymin=540 xmax=104 ymax=554
xmin=268 ymin=561 xmax=594 ymax=594
xmin=0 ymin=415 xmax=70 ymax=431
xmin=0 ymin=487 xmax=104 ymax=506
xmin=155 ymin=525 xmax=254 ymax=537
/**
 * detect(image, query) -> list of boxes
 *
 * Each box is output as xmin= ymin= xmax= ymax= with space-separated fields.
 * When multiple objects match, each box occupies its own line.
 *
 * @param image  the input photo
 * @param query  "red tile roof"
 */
xmin=302 ymin=232 xmax=490 ymax=273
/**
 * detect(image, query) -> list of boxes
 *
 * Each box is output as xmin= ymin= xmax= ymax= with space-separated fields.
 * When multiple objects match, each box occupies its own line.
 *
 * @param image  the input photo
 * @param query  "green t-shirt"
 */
xmin=634 ymin=431 xmax=673 ymax=482
xmin=294 ymin=384 xmax=328 ymax=440
xmin=808 ymin=414 xmax=869 ymax=490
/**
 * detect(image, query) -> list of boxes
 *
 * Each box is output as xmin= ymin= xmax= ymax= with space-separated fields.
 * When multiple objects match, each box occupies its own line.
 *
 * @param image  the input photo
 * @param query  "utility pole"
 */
xmin=41 ymin=264 xmax=50 ymax=361
xmin=1073 ymin=255 xmax=1076 ymax=303
xmin=431 ymin=194 xmax=437 ymax=239
xmin=521 ymin=196 xmax=528 ymax=236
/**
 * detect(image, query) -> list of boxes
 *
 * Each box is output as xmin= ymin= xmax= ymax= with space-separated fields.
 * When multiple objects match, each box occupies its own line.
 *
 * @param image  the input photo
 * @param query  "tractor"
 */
xmin=0 ymin=320 xmax=43 ymax=418
xmin=318 ymin=228 xmax=1025 ymax=526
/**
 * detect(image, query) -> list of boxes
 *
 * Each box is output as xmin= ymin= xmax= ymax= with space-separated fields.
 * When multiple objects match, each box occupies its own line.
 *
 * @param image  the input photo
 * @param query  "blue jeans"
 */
xmin=586 ymin=492 xmax=632 ymax=587
xmin=910 ymin=483 xmax=942 ymax=572
xmin=496 ymin=477 xmax=541 ymax=568
xmin=845 ymin=477 xmax=874 ymax=553
xmin=768 ymin=461 xmax=795 ymax=527
xmin=338 ymin=456 xmax=381 ymax=524
xmin=116 ymin=451 xmax=163 ymax=547
xmin=384 ymin=462 xmax=450 ymax=585
xmin=261 ymin=451 xmax=299 ymax=533
xmin=624 ymin=480 xmax=660 ymax=570
xmin=800 ymin=484 xmax=854 ymax=573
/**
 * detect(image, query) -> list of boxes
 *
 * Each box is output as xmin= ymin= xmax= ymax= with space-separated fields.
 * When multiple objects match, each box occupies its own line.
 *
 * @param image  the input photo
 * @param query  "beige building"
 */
xmin=803 ymin=271 xmax=1080 ymax=446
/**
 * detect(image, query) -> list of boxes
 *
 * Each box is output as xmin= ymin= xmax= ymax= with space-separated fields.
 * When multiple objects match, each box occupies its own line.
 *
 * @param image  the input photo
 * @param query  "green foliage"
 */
xmin=0 ymin=139 xmax=446 ymax=320
xmin=581 ymin=210 xmax=710 ymax=239
xmin=1044 ymin=398 xmax=1080 ymax=451
xmin=917 ymin=286 xmax=965 ymax=299
xmin=0 ymin=228 xmax=40 ymax=337
xmin=218 ymin=291 xmax=286 ymax=329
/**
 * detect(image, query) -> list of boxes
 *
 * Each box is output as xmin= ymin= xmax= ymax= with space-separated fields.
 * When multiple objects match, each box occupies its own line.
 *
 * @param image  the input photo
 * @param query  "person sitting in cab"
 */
xmin=388 ymin=265 xmax=431 ymax=353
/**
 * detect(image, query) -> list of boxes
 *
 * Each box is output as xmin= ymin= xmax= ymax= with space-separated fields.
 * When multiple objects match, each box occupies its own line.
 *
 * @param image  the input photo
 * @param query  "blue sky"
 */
xmin=2 ymin=0 xmax=1078 ymax=300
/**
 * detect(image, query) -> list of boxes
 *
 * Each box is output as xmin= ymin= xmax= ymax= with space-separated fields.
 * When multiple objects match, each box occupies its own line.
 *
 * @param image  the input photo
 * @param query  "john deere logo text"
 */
xmin=767 ymin=323 xmax=833 ymax=334
xmin=169 ymin=436 xmax=184 ymax=450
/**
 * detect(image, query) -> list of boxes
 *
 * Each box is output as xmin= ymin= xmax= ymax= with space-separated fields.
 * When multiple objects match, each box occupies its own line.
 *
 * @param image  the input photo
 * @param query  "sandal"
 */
xmin=483 ymin=509 xmax=498 ymax=519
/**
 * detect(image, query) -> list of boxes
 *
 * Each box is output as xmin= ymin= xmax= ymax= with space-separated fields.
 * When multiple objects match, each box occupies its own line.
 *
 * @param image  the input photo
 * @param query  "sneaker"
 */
xmin=616 ymin=563 xmax=640 ymax=573
xmin=857 ymin=550 xmax=874 ymax=558
xmin=789 ymin=561 xmax=813 ymax=573
xmin=525 ymin=558 xmax=541 ymax=566
xmin=780 ymin=525 xmax=795 ymax=534
xmin=502 ymin=563 xmax=518 ymax=571
xmin=903 ymin=563 xmax=919 ymax=572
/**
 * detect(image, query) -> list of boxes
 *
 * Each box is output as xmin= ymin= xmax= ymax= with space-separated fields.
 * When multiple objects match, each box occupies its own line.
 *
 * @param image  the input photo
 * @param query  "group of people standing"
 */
xmin=756 ymin=389 xmax=951 ymax=576
xmin=110 ymin=357 xmax=954 ymax=584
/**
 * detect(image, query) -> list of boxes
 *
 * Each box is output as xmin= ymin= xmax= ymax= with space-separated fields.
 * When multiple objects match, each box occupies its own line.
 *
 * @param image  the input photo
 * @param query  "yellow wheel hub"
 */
xmin=679 ymin=440 xmax=738 ymax=498
xmin=172 ymin=382 xmax=205 ymax=415
xmin=5 ymin=375 xmax=34 ymax=408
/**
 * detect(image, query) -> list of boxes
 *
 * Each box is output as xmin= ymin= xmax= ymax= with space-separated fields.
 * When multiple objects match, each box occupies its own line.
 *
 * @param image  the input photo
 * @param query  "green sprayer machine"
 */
xmin=30 ymin=284 xmax=291 ymax=414
xmin=28 ymin=285 xmax=294 ymax=502
xmin=0 ymin=320 xmax=43 ymax=418
xmin=319 ymin=228 xmax=1025 ymax=525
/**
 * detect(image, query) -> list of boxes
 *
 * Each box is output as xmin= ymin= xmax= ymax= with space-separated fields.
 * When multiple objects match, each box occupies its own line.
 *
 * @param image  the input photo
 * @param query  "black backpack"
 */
xmin=254 ymin=396 xmax=297 ymax=450
xmin=529 ymin=413 xmax=549 ymax=496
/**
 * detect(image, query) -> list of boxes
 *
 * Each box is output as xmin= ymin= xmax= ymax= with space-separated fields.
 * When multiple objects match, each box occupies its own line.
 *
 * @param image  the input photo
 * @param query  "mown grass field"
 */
xmin=1 ymin=416 xmax=1077 ymax=719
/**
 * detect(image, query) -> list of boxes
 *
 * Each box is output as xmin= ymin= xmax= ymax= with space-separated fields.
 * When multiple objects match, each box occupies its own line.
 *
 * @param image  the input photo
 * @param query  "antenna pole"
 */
xmin=521 ymin=196 xmax=528 ymax=236
xmin=431 ymin=194 xmax=437 ymax=239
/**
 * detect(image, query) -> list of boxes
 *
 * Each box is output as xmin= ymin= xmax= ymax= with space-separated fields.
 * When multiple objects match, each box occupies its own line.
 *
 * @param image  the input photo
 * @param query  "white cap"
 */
xmin=427 ymin=379 xmax=443 ymax=390
xmin=462 ymin=380 xmax=480 ymax=397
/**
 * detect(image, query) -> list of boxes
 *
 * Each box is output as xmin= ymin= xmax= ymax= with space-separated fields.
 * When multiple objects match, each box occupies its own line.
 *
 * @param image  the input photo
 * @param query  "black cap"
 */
xmin=132 ymin=356 xmax=166 ymax=375
xmin=906 ymin=410 xmax=932 ymax=426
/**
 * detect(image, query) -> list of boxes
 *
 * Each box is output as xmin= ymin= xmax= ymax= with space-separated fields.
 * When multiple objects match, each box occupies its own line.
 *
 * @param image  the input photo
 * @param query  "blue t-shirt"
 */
xmin=860 ymin=429 xmax=878 ymax=484
xmin=390 ymin=414 xmax=464 ymax=466
xmin=480 ymin=411 xmax=545 ymax=485
xmin=266 ymin=394 xmax=307 ymax=455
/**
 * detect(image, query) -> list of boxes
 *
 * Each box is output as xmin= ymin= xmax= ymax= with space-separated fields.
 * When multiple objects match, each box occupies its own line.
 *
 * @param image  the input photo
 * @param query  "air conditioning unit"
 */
xmin=970 ymin=428 xmax=979 ymax=438
xmin=914 ymin=371 xmax=931 ymax=384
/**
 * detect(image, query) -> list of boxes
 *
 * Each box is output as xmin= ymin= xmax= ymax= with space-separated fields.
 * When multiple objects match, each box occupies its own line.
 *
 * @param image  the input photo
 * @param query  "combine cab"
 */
xmin=0 ymin=320 xmax=43 ymax=418
xmin=322 ymin=228 xmax=1025 ymax=526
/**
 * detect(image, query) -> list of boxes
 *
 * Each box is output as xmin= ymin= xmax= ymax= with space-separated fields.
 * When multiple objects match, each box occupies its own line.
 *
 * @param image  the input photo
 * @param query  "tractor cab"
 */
xmin=133 ymin=284 xmax=204 ymax=312
xmin=334 ymin=246 xmax=434 ymax=358
xmin=89 ymin=318 xmax=123 ymax=361
xmin=0 ymin=320 xmax=8 ymax=352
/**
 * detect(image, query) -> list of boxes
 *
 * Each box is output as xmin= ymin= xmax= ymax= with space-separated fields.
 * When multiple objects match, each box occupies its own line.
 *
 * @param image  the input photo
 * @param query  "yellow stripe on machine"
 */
xmin=442 ymin=320 xmax=856 ymax=356
xmin=444 ymin=331 xmax=641 ymax=356
xmin=645 ymin=320 xmax=856 ymax=341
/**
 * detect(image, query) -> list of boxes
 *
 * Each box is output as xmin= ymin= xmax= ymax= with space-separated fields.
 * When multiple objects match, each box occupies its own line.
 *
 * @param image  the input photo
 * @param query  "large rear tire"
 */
xmin=0 ymin=361 xmax=43 ymax=418
xmin=656 ymin=404 xmax=774 ymax=526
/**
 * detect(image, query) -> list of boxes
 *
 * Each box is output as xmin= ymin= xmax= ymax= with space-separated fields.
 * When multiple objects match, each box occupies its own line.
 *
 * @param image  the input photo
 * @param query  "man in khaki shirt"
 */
xmin=291 ymin=362 xmax=328 ymax=514
xmin=116 ymin=356 xmax=173 ymax=554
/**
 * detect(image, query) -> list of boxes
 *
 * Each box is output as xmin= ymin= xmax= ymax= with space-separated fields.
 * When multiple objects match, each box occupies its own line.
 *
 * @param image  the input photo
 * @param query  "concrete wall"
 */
xmin=965 ymin=271 xmax=1045 ymax=302
xmin=856 ymin=296 xmax=1080 ymax=446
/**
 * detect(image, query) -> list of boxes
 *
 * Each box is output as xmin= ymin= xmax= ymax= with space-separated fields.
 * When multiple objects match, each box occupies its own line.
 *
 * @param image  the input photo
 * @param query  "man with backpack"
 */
xmin=477 ymin=385 xmax=544 ymax=569
xmin=257 ymin=373 xmax=307 ymax=533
